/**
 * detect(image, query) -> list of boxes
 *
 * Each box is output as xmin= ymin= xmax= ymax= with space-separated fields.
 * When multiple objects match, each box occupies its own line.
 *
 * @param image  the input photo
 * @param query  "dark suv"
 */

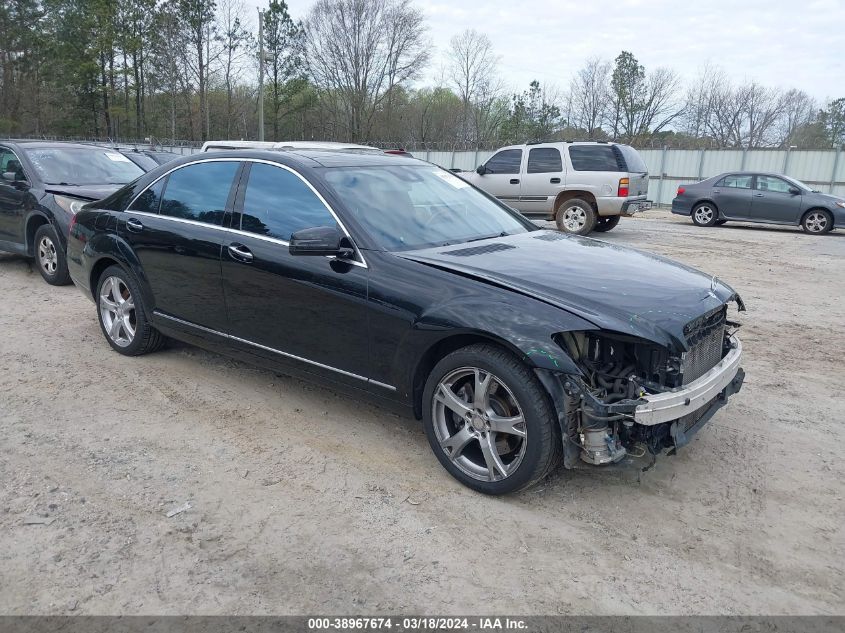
xmin=0 ymin=140 xmax=144 ymax=284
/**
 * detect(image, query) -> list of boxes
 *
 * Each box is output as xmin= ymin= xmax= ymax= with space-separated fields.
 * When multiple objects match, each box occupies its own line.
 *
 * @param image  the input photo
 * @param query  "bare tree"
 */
xmin=216 ymin=0 xmax=251 ymax=138
xmin=447 ymin=29 xmax=502 ymax=144
xmin=569 ymin=57 xmax=610 ymax=136
xmin=775 ymin=88 xmax=815 ymax=147
xmin=305 ymin=0 xmax=429 ymax=142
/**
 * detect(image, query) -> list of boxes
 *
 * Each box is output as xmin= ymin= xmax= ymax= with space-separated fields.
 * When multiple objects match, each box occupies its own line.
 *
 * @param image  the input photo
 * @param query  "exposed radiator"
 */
xmin=682 ymin=307 xmax=726 ymax=384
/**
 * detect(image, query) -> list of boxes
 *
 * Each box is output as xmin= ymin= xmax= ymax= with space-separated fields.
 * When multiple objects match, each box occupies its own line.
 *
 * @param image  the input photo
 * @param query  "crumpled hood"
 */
xmin=398 ymin=230 xmax=744 ymax=351
xmin=44 ymin=183 xmax=122 ymax=201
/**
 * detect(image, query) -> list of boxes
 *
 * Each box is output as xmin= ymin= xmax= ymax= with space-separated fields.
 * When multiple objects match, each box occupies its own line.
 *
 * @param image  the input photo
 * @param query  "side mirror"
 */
xmin=289 ymin=226 xmax=355 ymax=259
xmin=2 ymin=171 xmax=16 ymax=182
xmin=788 ymin=187 xmax=800 ymax=195
xmin=476 ymin=164 xmax=488 ymax=175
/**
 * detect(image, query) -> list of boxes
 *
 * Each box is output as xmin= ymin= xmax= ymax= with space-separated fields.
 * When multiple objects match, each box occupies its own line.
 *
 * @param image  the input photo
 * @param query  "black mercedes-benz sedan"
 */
xmin=67 ymin=150 xmax=746 ymax=494
xmin=0 ymin=140 xmax=145 ymax=284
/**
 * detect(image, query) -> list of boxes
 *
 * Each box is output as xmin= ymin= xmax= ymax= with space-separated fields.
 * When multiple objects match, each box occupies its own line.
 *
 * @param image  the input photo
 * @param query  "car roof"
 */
xmin=0 ymin=139 xmax=112 ymax=150
xmin=200 ymin=140 xmax=383 ymax=153
xmin=174 ymin=149 xmax=423 ymax=169
xmin=495 ymin=140 xmax=628 ymax=151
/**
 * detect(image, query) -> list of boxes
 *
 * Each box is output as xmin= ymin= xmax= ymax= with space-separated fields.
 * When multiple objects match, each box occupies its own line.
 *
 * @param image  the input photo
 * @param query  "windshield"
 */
xmin=784 ymin=176 xmax=813 ymax=192
xmin=23 ymin=147 xmax=145 ymax=185
xmin=322 ymin=165 xmax=534 ymax=251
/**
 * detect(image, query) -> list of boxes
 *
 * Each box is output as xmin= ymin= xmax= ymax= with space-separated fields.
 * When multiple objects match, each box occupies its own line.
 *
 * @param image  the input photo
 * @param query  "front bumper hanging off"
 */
xmin=556 ymin=335 xmax=745 ymax=470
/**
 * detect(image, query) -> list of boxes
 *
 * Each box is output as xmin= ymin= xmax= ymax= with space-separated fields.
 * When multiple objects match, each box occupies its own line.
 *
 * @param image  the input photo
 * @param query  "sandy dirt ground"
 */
xmin=0 ymin=208 xmax=843 ymax=615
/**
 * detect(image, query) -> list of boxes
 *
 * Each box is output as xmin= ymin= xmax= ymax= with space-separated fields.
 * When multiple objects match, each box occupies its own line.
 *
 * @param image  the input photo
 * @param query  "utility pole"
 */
xmin=257 ymin=8 xmax=265 ymax=142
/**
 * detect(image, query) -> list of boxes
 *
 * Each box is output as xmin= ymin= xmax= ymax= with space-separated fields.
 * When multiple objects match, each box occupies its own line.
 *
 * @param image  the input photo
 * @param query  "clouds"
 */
xmin=246 ymin=0 xmax=845 ymax=100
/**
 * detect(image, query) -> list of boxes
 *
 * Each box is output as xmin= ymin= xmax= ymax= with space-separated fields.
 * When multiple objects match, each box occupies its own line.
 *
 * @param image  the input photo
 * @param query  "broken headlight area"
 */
xmin=555 ymin=306 xmax=740 ymax=469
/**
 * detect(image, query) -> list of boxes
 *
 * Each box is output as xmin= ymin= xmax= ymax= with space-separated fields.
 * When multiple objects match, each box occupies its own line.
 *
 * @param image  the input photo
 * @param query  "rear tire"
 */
xmin=801 ymin=209 xmax=832 ymax=234
xmin=422 ymin=343 xmax=560 ymax=495
xmin=593 ymin=215 xmax=620 ymax=232
xmin=691 ymin=202 xmax=718 ymax=227
xmin=33 ymin=224 xmax=70 ymax=286
xmin=96 ymin=264 xmax=166 ymax=356
xmin=555 ymin=199 xmax=597 ymax=235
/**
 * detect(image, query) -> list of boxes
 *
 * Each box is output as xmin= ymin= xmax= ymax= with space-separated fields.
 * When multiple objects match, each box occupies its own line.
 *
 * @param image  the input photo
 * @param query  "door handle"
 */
xmin=509 ymin=179 xmax=520 ymax=184
xmin=227 ymin=243 xmax=254 ymax=263
xmin=753 ymin=193 xmax=764 ymax=197
xmin=550 ymin=177 xmax=561 ymax=184
xmin=125 ymin=218 xmax=144 ymax=233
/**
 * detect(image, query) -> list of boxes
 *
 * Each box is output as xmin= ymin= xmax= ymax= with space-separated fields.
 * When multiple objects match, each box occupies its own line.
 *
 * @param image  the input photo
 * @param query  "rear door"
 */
xmin=519 ymin=147 xmax=564 ymax=215
xmin=476 ymin=149 xmax=523 ymax=208
xmin=221 ymin=161 xmax=371 ymax=387
xmin=712 ymin=174 xmax=753 ymax=218
xmin=751 ymin=175 xmax=803 ymax=223
xmin=121 ymin=159 xmax=240 ymax=331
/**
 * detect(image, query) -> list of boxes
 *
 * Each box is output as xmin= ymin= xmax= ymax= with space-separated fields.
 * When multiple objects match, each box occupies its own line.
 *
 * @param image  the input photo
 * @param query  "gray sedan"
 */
xmin=671 ymin=172 xmax=845 ymax=234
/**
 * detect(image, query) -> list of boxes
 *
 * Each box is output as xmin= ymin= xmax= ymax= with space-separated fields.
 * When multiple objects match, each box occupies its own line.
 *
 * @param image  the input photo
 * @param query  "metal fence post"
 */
xmin=830 ymin=147 xmax=842 ymax=194
xmin=656 ymin=146 xmax=668 ymax=206
xmin=740 ymin=148 xmax=748 ymax=171
xmin=697 ymin=148 xmax=706 ymax=179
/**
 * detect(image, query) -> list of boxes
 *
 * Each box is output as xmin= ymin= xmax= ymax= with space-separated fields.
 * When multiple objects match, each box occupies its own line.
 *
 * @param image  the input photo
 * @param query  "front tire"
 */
xmin=593 ymin=215 xmax=620 ymax=232
xmin=555 ymin=199 xmax=597 ymax=235
xmin=691 ymin=202 xmax=718 ymax=227
xmin=422 ymin=343 xmax=560 ymax=495
xmin=96 ymin=264 xmax=166 ymax=356
xmin=33 ymin=224 xmax=70 ymax=285
xmin=801 ymin=209 xmax=832 ymax=234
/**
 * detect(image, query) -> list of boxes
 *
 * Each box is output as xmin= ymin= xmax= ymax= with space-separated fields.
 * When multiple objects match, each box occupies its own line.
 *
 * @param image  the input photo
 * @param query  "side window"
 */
xmin=159 ymin=161 xmax=239 ymax=225
xmin=484 ymin=149 xmax=522 ymax=175
xmin=0 ymin=148 xmax=26 ymax=181
xmin=716 ymin=174 xmax=752 ymax=189
xmin=128 ymin=179 xmax=165 ymax=213
xmin=756 ymin=175 xmax=792 ymax=194
xmin=568 ymin=145 xmax=623 ymax=172
xmin=527 ymin=148 xmax=562 ymax=174
xmin=239 ymin=163 xmax=337 ymax=241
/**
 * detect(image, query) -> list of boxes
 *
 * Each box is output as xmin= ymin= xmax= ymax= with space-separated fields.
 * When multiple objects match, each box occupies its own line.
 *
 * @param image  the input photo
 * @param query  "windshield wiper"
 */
xmin=461 ymin=231 xmax=509 ymax=244
xmin=46 ymin=181 xmax=80 ymax=186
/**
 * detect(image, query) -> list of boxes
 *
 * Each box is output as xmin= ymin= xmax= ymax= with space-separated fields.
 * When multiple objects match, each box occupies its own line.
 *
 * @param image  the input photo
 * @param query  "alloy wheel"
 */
xmin=99 ymin=276 xmax=136 ymax=347
xmin=432 ymin=367 xmax=527 ymax=482
xmin=694 ymin=205 xmax=714 ymax=224
xmin=805 ymin=212 xmax=828 ymax=233
xmin=562 ymin=205 xmax=587 ymax=232
xmin=38 ymin=236 xmax=58 ymax=275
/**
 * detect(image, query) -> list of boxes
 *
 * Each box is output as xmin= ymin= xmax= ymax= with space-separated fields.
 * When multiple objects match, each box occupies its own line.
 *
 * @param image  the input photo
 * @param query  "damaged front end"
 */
xmin=548 ymin=304 xmax=745 ymax=471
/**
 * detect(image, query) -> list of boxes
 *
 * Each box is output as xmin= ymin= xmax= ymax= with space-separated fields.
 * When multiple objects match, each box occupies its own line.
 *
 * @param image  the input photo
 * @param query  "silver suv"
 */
xmin=462 ymin=141 xmax=651 ymax=235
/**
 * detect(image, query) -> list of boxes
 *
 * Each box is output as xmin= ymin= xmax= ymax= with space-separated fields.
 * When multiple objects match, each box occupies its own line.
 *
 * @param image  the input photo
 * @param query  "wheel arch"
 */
xmin=800 ymin=206 xmax=833 ymax=227
xmin=554 ymin=190 xmax=597 ymax=212
xmin=692 ymin=198 xmax=720 ymax=215
xmin=25 ymin=213 xmax=50 ymax=256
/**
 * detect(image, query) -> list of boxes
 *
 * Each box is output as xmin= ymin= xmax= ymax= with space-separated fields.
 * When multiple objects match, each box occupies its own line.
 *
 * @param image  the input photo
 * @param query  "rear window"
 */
xmin=568 ymin=145 xmax=624 ymax=172
xmin=616 ymin=145 xmax=648 ymax=173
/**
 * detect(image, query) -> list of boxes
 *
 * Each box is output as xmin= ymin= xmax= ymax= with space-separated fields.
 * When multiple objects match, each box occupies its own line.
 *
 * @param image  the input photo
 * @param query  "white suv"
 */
xmin=462 ymin=141 xmax=651 ymax=235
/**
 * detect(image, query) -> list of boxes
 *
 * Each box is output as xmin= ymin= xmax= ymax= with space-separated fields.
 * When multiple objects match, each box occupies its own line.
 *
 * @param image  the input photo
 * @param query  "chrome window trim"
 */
xmin=124 ymin=156 xmax=367 ymax=268
xmin=153 ymin=311 xmax=396 ymax=391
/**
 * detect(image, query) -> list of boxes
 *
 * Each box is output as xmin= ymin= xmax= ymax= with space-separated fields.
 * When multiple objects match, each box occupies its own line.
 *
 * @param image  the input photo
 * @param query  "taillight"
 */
xmin=677 ymin=186 xmax=686 ymax=196
xmin=618 ymin=177 xmax=629 ymax=198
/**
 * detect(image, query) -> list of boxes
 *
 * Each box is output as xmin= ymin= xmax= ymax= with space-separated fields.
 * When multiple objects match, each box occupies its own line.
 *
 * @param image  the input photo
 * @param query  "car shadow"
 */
xmin=716 ymin=223 xmax=845 ymax=237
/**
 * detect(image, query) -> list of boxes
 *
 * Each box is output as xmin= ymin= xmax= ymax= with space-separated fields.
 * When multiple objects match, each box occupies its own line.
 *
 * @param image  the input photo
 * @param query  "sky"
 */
xmin=243 ymin=0 xmax=845 ymax=103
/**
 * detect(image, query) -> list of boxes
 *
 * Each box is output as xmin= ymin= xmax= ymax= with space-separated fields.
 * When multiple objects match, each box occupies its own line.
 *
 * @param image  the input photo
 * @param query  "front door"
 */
xmin=751 ymin=175 xmax=803 ymax=223
xmin=0 ymin=147 xmax=29 ymax=245
xmin=120 ymin=159 xmax=241 ymax=332
xmin=221 ymin=161 xmax=371 ymax=387
xmin=476 ymin=149 xmax=523 ymax=209
xmin=712 ymin=174 xmax=753 ymax=219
